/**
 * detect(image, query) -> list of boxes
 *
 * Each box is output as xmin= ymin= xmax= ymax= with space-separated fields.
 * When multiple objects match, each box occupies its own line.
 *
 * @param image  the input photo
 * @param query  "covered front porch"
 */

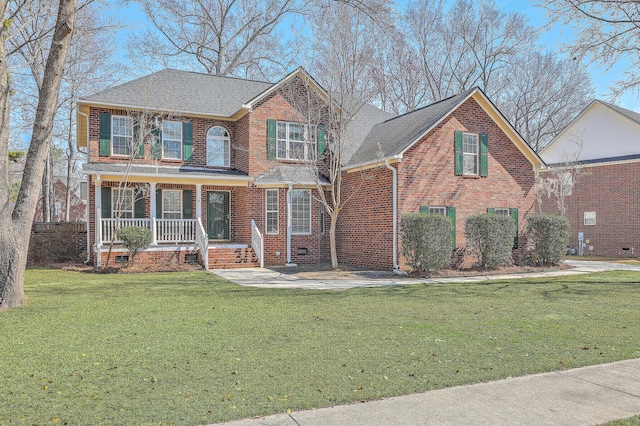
xmin=84 ymin=163 xmax=264 ymax=269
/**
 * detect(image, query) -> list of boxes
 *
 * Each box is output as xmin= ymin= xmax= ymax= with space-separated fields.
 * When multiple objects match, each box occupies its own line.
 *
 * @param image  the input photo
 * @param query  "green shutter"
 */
xmin=480 ymin=133 xmax=488 ymax=177
xmin=454 ymin=130 xmax=463 ymax=175
xmin=487 ymin=207 xmax=495 ymax=214
xmin=156 ymin=188 xmax=162 ymax=218
xmin=448 ymin=206 xmax=456 ymax=251
xmin=183 ymin=121 xmax=193 ymax=161
xmin=99 ymin=112 xmax=111 ymax=157
xmin=317 ymin=123 xmax=326 ymax=156
xmin=101 ymin=187 xmax=111 ymax=218
xmin=419 ymin=206 xmax=428 ymax=214
xmin=134 ymin=188 xmax=145 ymax=218
xmin=151 ymin=118 xmax=162 ymax=160
xmin=267 ymin=119 xmax=277 ymax=159
xmin=182 ymin=189 xmax=193 ymax=219
xmin=134 ymin=118 xmax=144 ymax=158
xmin=511 ymin=207 xmax=519 ymax=249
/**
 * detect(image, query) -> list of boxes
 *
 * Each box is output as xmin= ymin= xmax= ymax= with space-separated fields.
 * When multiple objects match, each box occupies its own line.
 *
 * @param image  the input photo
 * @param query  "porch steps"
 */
xmin=207 ymin=247 xmax=259 ymax=269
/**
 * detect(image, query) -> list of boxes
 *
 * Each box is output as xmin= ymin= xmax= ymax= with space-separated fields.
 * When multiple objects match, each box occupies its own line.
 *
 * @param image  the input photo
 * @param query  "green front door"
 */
xmin=207 ymin=191 xmax=230 ymax=240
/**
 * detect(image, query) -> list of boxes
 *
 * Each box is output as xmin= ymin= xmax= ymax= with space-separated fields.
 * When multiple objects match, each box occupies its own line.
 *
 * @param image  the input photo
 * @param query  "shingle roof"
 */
xmin=254 ymin=165 xmax=330 ymax=186
xmin=346 ymin=87 xmax=478 ymax=166
xmin=600 ymin=101 xmax=640 ymax=126
xmin=80 ymin=69 xmax=274 ymax=117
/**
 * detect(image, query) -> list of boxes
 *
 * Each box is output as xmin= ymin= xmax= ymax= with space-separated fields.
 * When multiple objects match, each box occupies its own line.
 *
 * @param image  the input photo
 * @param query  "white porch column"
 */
xmin=195 ymin=184 xmax=202 ymax=221
xmin=94 ymin=175 xmax=102 ymax=267
xmin=150 ymin=182 xmax=157 ymax=245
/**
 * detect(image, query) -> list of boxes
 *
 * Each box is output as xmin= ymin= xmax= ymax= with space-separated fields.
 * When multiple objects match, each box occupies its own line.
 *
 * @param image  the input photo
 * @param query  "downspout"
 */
xmin=385 ymin=160 xmax=400 ymax=271
xmin=79 ymin=109 xmax=91 ymax=263
xmin=286 ymin=184 xmax=295 ymax=266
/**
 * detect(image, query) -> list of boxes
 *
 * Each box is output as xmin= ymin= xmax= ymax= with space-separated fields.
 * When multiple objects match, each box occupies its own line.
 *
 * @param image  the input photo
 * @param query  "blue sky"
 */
xmin=112 ymin=0 xmax=640 ymax=112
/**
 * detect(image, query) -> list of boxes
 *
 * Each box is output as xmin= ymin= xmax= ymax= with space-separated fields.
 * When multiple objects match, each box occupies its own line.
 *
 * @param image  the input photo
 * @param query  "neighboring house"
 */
xmin=78 ymin=67 xmax=543 ymax=270
xmin=539 ymin=100 xmax=640 ymax=257
xmin=34 ymin=178 xmax=87 ymax=223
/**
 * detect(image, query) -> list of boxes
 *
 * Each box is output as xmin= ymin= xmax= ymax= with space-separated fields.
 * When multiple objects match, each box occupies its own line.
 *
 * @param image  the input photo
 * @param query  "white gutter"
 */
xmin=385 ymin=160 xmax=400 ymax=270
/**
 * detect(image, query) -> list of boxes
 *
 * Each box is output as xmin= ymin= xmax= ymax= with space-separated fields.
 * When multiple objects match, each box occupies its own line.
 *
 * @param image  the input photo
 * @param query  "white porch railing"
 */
xmin=155 ymin=218 xmax=196 ymax=243
xmin=251 ymin=220 xmax=264 ymax=268
xmin=196 ymin=218 xmax=208 ymax=270
xmin=101 ymin=218 xmax=151 ymax=243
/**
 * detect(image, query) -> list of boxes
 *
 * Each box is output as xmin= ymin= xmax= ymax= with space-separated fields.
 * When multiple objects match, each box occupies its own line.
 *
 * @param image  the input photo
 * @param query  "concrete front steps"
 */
xmin=207 ymin=245 xmax=259 ymax=269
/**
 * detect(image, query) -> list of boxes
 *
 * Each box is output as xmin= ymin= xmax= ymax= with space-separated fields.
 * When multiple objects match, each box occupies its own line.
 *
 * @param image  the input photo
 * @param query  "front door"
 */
xmin=207 ymin=191 xmax=230 ymax=240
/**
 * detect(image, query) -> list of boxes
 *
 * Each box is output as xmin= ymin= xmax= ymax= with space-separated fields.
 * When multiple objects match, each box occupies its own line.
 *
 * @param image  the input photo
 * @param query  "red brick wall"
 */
xmin=337 ymin=167 xmax=395 ymax=268
xmin=338 ymin=97 xmax=537 ymax=270
xmin=88 ymin=107 xmax=239 ymax=171
xmin=540 ymin=161 xmax=640 ymax=257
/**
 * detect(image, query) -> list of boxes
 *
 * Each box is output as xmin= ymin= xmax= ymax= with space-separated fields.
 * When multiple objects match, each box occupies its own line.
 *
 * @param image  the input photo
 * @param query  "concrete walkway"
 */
xmin=212 ymin=260 xmax=640 ymax=290
xmin=213 ymin=358 xmax=640 ymax=426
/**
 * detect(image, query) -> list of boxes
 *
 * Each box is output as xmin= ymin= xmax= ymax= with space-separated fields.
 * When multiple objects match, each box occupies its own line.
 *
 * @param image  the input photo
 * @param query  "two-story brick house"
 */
xmin=79 ymin=67 xmax=544 ymax=270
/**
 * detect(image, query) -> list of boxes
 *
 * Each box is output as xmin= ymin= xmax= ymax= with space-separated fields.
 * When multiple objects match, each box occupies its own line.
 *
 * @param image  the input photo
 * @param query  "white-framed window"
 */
xmin=163 ymin=190 xmax=182 ymax=219
xmin=266 ymin=189 xmax=278 ymax=234
xmin=111 ymin=115 xmax=133 ymax=156
xmin=463 ymin=132 xmax=479 ymax=175
xmin=277 ymin=121 xmax=316 ymax=161
xmin=207 ymin=126 xmax=230 ymax=167
xmin=559 ymin=172 xmax=573 ymax=196
xmin=162 ymin=121 xmax=182 ymax=160
xmin=291 ymin=189 xmax=311 ymax=234
xmin=429 ymin=206 xmax=447 ymax=215
xmin=495 ymin=208 xmax=510 ymax=216
xmin=79 ymin=181 xmax=88 ymax=201
xmin=112 ymin=188 xmax=133 ymax=218
xmin=584 ymin=211 xmax=596 ymax=226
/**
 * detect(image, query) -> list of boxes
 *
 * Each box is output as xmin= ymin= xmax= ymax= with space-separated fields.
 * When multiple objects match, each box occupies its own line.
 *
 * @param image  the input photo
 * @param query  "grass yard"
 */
xmin=1 ymin=269 xmax=639 ymax=425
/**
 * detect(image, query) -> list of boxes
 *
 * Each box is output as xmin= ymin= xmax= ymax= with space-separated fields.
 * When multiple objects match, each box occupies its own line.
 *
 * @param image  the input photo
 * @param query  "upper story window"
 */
xmin=455 ymin=131 xmax=488 ymax=177
xmin=462 ymin=133 xmax=478 ymax=175
xmin=162 ymin=121 xmax=182 ymax=160
xmin=277 ymin=121 xmax=316 ymax=161
xmin=112 ymin=116 xmax=133 ymax=156
xmin=207 ymin=126 xmax=230 ymax=167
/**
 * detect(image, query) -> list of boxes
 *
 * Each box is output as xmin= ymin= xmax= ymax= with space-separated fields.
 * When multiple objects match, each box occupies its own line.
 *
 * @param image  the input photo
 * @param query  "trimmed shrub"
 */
xmin=526 ymin=214 xmax=570 ymax=265
xmin=400 ymin=213 xmax=451 ymax=272
xmin=118 ymin=226 xmax=152 ymax=265
xmin=465 ymin=214 xmax=514 ymax=268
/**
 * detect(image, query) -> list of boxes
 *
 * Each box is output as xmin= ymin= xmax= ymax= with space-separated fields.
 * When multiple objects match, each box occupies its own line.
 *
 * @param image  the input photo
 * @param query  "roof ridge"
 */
xmin=161 ymin=68 xmax=274 ymax=85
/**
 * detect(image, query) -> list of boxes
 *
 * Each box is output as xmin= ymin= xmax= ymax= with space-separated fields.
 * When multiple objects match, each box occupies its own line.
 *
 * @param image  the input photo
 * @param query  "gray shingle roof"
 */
xmin=600 ymin=101 xmax=640 ymax=126
xmin=254 ymin=165 xmax=330 ymax=186
xmin=346 ymin=87 xmax=478 ymax=166
xmin=80 ymin=69 xmax=274 ymax=117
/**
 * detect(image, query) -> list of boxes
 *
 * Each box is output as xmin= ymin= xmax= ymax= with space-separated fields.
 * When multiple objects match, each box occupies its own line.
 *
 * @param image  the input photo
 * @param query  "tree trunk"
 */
xmin=0 ymin=0 xmax=77 ymax=311
xmin=329 ymin=212 xmax=339 ymax=269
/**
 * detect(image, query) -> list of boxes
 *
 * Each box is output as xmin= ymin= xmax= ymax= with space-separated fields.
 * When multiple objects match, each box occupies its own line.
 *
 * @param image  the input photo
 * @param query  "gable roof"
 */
xmin=346 ymin=87 xmax=544 ymax=170
xmin=80 ymin=69 xmax=273 ymax=118
xmin=540 ymin=100 xmax=640 ymax=166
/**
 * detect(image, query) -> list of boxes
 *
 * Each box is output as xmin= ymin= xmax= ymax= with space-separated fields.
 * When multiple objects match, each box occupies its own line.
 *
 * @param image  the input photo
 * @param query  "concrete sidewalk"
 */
xmin=213 ymin=359 xmax=640 ymax=426
xmin=212 ymin=260 xmax=640 ymax=290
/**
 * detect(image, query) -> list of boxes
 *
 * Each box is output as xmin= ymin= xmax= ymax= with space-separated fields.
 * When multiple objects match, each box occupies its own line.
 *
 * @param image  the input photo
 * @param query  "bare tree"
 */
xmin=0 ymin=0 xmax=78 ymax=310
xmin=537 ymin=0 xmax=640 ymax=99
xmin=129 ymin=0 xmax=306 ymax=79
xmin=498 ymin=52 xmax=594 ymax=151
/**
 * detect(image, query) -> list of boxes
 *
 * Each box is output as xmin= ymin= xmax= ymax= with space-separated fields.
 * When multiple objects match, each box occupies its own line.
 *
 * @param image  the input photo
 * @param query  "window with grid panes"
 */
xmin=266 ymin=189 xmax=278 ymax=234
xmin=291 ymin=190 xmax=311 ymax=234
xmin=112 ymin=188 xmax=133 ymax=218
xmin=111 ymin=116 xmax=133 ymax=156
xmin=162 ymin=121 xmax=182 ymax=160
xmin=163 ymin=190 xmax=182 ymax=219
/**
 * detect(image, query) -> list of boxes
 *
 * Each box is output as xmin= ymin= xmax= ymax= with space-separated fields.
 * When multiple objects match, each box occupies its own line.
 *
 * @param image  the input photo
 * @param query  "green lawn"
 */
xmin=2 ymin=269 xmax=639 ymax=425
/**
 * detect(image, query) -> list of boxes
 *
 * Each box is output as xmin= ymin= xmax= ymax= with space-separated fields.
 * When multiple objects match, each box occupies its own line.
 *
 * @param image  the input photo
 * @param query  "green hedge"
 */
xmin=400 ymin=213 xmax=451 ymax=272
xmin=526 ymin=214 xmax=570 ymax=265
xmin=465 ymin=214 xmax=514 ymax=268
